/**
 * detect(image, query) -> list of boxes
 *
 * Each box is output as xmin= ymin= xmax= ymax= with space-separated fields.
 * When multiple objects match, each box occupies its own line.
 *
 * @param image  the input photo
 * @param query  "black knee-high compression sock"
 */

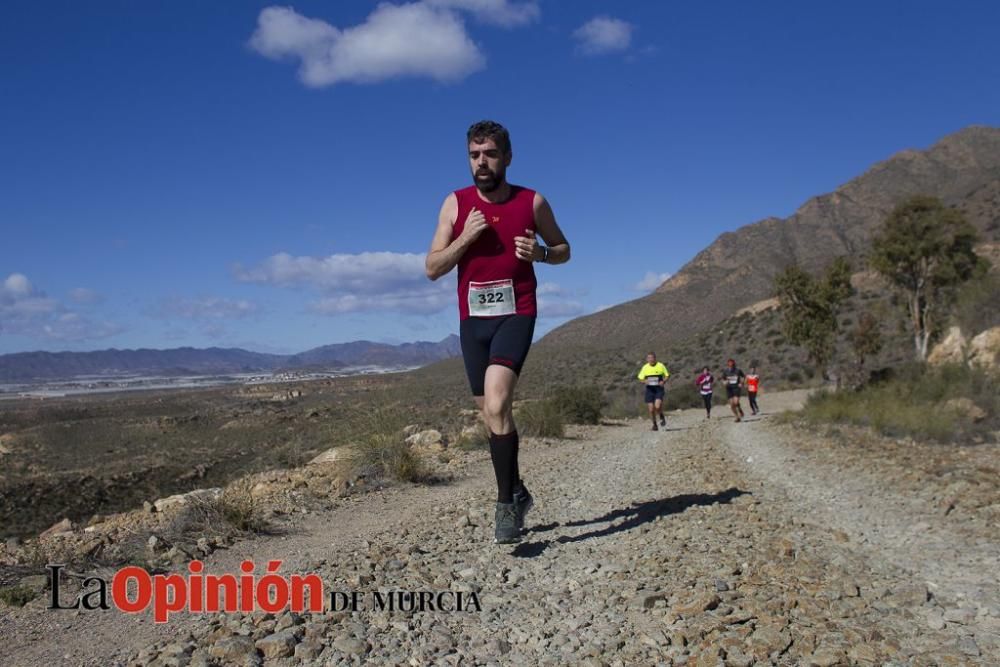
xmin=488 ymin=430 xmax=519 ymax=503
xmin=512 ymin=430 xmax=522 ymax=492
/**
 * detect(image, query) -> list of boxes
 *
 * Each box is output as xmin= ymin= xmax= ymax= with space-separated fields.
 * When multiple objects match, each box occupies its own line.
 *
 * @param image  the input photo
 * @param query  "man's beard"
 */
xmin=473 ymin=166 xmax=505 ymax=193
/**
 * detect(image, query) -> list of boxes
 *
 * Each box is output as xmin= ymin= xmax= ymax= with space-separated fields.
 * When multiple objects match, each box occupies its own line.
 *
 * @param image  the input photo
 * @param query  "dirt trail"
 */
xmin=718 ymin=391 xmax=1000 ymax=610
xmin=2 ymin=390 xmax=997 ymax=665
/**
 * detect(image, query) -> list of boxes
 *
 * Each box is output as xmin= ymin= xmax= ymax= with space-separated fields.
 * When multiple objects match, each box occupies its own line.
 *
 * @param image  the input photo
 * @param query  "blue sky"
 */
xmin=2 ymin=0 xmax=999 ymax=355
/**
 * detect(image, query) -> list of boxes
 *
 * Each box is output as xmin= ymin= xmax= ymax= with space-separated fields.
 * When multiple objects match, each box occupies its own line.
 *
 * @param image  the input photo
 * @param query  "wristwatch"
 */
xmin=539 ymin=246 xmax=549 ymax=263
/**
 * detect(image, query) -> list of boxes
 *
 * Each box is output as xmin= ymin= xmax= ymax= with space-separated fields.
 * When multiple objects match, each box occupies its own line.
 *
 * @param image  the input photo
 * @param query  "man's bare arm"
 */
xmin=425 ymin=194 xmax=488 ymax=280
xmin=532 ymin=193 xmax=570 ymax=264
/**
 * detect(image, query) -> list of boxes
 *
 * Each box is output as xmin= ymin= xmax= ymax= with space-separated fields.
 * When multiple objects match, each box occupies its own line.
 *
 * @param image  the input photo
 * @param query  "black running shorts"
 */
xmin=460 ymin=315 xmax=536 ymax=396
xmin=644 ymin=386 xmax=665 ymax=404
xmin=726 ymin=385 xmax=741 ymax=399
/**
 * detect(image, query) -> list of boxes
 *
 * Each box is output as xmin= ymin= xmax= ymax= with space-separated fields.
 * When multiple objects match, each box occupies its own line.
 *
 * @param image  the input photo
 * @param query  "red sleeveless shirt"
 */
xmin=452 ymin=185 xmax=538 ymax=320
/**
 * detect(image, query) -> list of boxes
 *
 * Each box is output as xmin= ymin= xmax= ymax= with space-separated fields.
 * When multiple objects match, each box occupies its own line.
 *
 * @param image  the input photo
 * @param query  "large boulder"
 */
xmin=308 ymin=446 xmax=357 ymax=466
xmin=405 ymin=429 xmax=443 ymax=448
xmin=927 ymin=326 xmax=967 ymax=366
xmin=968 ymin=326 xmax=1000 ymax=373
xmin=153 ymin=488 xmax=222 ymax=513
xmin=40 ymin=518 xmax=73 ymax=539
xmin=945 ymin=398 xmax=987 ymax=423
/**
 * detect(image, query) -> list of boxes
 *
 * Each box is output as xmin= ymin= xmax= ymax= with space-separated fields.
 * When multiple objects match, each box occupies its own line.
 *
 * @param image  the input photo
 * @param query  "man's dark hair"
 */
xmin=467 ymin=120 xmax=511 ymax=155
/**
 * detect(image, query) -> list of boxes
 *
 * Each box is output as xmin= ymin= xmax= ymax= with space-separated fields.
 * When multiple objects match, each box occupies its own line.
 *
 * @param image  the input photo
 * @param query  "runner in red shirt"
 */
xmin=746 ymin=366 xmax=761 ymax=415
xmin=695 ymin=366 xmax=714 ymax=419
xmin=425 ymin=121 xmax=571 ymax=544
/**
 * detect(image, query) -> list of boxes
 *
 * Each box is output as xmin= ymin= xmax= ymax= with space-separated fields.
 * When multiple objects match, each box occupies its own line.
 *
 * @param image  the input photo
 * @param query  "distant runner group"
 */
xmin=640 ymin=357 xmax=762 ymax=428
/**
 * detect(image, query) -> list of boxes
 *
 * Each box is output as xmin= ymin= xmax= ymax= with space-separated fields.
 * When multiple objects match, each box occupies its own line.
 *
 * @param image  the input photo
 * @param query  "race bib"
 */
xmin=646 ymin=376 xmax=662 ymax=386
xmin=468 ymin=280 xmax=516 ymax=317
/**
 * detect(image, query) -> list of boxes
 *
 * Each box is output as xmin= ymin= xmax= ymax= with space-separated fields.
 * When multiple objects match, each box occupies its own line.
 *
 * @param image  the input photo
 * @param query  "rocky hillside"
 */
xmin=540 ymin=125 xmax=1000 ymax=354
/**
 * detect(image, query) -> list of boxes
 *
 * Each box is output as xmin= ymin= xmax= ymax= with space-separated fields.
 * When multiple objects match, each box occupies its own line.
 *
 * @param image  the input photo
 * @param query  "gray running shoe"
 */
xmin=513 ymin=486 xmax=534 ymax=533
xmin=494 ymin=502 xmax=520 ymax=544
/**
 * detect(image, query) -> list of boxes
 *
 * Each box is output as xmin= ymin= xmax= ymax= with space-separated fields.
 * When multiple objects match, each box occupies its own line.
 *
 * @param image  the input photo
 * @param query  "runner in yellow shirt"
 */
xmin=637 ymin=352 xmax=670 ymax=430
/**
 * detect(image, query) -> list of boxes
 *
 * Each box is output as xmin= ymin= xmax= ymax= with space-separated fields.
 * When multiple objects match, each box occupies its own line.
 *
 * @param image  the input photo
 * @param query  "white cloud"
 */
xmin=538 ymin=298 xmax=586 ymax=318
xmin=4 ymin=273 xmax=33 ymax=298
xmin=634 ymin=271 xmax=672 ymax=292
xmin=573 ymin=16 xmax=633 ymax=55
xmin=534 ymin=283 xmax=584 ymax=318
xmin=236 ymin=251 xmax=456 ymax=315
xmin=525 ymin=281 xmax=584 ymax=318
xmin=425 ymin=0 xmax=540 ymax=26
xmin=536 ymin=281 xmax=568 ymax=296
xmin=0 ymin=273 xmax=123 ymax=342
xmin=69 ymin=287 xmax=103 ymax=304
xmin=249 ymin=4 xmax=486 ymax=87
xmin=154 ymin=297 xmax=258 ymax=320
xmin=309 ymin=283 xmax=453 ymax=315
xmin=235 ymin=251 xmax=427 ymax=292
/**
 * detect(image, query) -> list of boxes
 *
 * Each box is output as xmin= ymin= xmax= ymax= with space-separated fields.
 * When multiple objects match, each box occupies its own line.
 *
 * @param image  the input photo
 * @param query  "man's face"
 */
xmin=727 ymin=361 xmax=735 ymax=370
xmin=647 ymin=354 xmax=655 ymax=365
xmin=468 ymin=137 xmax=509 ymax=193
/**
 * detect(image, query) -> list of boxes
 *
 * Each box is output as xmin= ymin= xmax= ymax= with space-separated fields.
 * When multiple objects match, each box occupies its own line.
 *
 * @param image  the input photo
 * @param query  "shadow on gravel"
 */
xmin=525 ymin=521 xmax=561 ymax=535
xmin=510 ymin=541 xmax=550 ymax=558
xmin=555 ymin=487 xmax=749 ymax=543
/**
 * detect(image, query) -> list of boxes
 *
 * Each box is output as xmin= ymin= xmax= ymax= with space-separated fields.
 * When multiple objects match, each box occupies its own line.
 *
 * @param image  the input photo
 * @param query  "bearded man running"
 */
xmin=426 ymin=120 xmax=571 ymax=544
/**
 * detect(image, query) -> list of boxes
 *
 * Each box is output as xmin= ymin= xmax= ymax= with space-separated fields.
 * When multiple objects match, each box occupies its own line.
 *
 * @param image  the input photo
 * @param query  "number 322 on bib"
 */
xmin=468 ymin=280 xmax=516 ymax=317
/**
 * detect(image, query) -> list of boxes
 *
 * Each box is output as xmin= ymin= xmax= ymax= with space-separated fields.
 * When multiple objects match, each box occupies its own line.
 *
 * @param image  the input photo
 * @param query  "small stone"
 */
xmin=148 ymin=535 xmax=166 ymax=553
xmin=927 ymin=610 xmax=946 ymax=630
xmin=713 ymin=579 xmax=730 ymax=592
xmin=673 ymin=593 xmax=721 ymax=616
xmin=333 ymin=636 xmax=367 ymax=655
xmin=488 ymin=639 xmax=511 ymax=655
xmin=847 ymin=643 xmax=878 ymax=663
xmin=208 ymin=636 xmax=256 ymax=662
xmin=775 ymin=538 xmax=796 ymax=559
xmin=956 ymin=636 xmax=980 ymax=657
xmin=255 ymin=631 xmax=296 ymax=659
xmin=943 ymin=607 xmax=976 ymax=625
xmin=809 ymin=648 xmax=845 ymax=666
xmin=294 ymin=641 xmax=321 ymax=660
xmin=634 ymin=591 xmax=668 ymax=610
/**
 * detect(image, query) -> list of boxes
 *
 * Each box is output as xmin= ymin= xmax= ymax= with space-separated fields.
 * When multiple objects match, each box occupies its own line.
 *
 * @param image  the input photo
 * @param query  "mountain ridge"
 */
xmin=538 ymin=125 xmax=1000 ymax=354
xmin=0 ymin=335 xmax=461 ymax=383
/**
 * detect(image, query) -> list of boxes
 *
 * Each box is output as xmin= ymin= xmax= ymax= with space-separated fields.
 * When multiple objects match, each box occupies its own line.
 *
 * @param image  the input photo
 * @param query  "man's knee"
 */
xmin=483 ymin=394 xmax=511 ymax=422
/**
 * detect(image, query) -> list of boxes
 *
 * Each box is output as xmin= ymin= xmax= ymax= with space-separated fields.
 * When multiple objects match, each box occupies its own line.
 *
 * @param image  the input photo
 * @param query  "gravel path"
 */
xmin=720 ymin=392 xmax=1000 ymax=614
xmin=2 ymin=390 xmax=997 ymax=665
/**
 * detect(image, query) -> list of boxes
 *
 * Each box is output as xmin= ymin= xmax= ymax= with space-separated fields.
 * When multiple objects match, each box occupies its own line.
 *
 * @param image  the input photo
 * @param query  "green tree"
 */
xmin=869 ymin=196 xmax=981 ymax=360
xmin=848 ymin=311 xmax=883 ymax=387
xmin=774 ymin=256 xmax=853 ymax=380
